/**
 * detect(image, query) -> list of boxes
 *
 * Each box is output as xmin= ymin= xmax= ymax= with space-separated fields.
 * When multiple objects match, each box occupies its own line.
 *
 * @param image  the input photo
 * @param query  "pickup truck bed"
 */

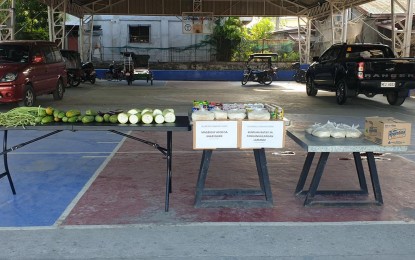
xmin=306 ymin=43 xmax=415 ymax=106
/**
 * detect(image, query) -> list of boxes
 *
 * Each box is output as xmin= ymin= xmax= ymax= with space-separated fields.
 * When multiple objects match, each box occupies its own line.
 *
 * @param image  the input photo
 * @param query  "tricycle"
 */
xmin=241 ymin=53 xmax=278 ymax=85
xmin=121 ymin=52 xmax=153 ymax=85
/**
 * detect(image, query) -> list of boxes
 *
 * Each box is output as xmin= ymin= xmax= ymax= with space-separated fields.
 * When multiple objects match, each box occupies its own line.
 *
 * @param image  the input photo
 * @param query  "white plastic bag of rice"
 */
xmin=213 ymin=110 xmax=228 ymax=120
xmin=345 ymin=124 xmax=362 ymax=138
xmin=330 ymin=126 xmax=347 ymax=138
xmin=247 ymin=110 xmax=270 ymax=120
xmin=191 ymin=110 xmax=215 ymax=121
xmin=227 ymin=109 xmax=246 ymax=120
xmin=312 ymin=126 xmax=331 ymax=138
xmin=306 ymin=123 xmax=321 ymax=134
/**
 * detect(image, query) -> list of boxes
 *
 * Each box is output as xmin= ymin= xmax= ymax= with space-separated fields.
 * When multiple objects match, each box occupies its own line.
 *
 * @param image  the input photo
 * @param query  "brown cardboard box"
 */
xmin=364 ymin=117 xmax=411 ymax=146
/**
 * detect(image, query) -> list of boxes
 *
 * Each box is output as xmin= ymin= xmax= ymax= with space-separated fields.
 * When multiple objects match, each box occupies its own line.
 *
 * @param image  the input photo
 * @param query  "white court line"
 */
xmin=82 ymin=156 xmax=109 ymax=158
xmin=2 ymin=220 xmax=415 ymax=231
xmin=53 ymin=132 xmax=130 ymax=227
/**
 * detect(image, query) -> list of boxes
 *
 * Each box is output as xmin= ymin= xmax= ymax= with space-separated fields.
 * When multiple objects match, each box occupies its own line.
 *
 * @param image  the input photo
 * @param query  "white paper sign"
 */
xmin=193 ymin=121 xmax=238 ymax=149
xmin=240 ymin=121 xmax=284 ymax=148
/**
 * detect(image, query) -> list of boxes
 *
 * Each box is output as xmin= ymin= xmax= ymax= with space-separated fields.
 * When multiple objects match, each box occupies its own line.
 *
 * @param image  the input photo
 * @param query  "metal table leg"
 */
xmin=353 ymin=152 xmax=369 ymax=195
xmin=165 ymin=131 xmax=173 ymax=212
xmin=295 ymin=152 xmax=315 ymax=195
xmin=254 ymin=148 xmax=273 ymax=204
xmin=304 ymin=152 xmax=330 ymax=206
xmin=194 ymin=149 xmax=273 ymax=208
xmin=366 ymin=152 xmax=383 ymax=205
xmin=297 ymin=151 xmax=383 ymax=207
xmin=0 ymin=129 xmax=63 ymax=195
xmin=0 ymin=130 xmax=16 ymax=194
xmin=194 ymin=150 xmax=212 ymax=207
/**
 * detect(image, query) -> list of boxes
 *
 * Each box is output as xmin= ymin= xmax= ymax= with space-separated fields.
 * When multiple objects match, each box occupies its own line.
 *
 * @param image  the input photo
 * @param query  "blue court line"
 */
xmin=0 ymin=130 xmax=123 ymax=227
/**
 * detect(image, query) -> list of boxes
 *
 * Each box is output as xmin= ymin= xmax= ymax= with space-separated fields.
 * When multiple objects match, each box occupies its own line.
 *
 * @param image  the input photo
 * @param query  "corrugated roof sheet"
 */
xmin=359 ymin=0 xmax=414 ymax=15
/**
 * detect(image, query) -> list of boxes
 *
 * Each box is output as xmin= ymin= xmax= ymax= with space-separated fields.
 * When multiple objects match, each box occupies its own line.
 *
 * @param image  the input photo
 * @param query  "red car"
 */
xmin=0 ymin=40 xmax=67 ymax=106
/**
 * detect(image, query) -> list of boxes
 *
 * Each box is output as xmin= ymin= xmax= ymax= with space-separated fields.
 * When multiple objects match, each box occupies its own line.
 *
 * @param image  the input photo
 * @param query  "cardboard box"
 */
xmin=364 ymin=117 xmax=411 ymax=146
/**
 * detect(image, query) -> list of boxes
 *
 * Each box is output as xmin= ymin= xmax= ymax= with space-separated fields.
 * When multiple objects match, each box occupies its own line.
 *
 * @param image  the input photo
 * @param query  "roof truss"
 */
xmin=39 ymin=0 xmax=374 ymax=19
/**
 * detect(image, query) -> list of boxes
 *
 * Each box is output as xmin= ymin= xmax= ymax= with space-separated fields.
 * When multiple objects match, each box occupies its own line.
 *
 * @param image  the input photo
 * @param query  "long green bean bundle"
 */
xmin=0 ymin=107 xmax=45 ymax=128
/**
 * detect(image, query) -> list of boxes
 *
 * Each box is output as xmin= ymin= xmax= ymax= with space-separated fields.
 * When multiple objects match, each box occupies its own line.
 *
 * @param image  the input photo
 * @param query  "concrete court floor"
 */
xmin=1 ymin=79 xmax=415 ymax=259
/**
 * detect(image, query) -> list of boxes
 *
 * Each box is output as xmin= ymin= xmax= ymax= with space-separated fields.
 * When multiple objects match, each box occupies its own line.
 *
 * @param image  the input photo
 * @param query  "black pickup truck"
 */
xmin=306 ymin=43 xmax=415 ymax=105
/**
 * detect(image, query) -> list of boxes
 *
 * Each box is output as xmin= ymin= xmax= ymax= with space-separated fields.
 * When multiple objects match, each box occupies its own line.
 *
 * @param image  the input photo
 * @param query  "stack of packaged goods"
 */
xmin=191 ymin=100 xmax=284 ymax=121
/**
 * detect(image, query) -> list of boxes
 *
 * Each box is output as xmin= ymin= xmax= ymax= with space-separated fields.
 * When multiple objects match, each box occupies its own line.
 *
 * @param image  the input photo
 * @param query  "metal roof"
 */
xmin=358 ymin=0 xmax=413 ymax=15
xmin=40 ymin=0 xmax=375 ymax=19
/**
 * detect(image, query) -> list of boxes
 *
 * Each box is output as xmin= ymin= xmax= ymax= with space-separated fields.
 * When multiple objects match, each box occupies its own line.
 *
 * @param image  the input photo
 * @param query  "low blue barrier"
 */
xmin=96 ymin=69 xmax=297 ymax=81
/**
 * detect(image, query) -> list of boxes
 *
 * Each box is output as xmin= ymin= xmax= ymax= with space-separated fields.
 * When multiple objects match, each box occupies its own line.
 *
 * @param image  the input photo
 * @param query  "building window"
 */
xmin=129 ymin=25 xmax=150 ymax=43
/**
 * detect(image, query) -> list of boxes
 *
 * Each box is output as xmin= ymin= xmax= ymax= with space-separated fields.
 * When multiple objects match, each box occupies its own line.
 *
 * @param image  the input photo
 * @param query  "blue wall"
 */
xmin=96 ymin=69 xmax=296 ymax=81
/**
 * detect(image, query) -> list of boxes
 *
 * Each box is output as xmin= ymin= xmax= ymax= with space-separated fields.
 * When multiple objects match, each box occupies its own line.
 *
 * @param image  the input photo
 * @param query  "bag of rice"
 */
xmin=330 ymin=126 xmax=347 ymax=138
xmin=213 ymin=110 xmax=228 ymax=120
xmin=345 ymin=124 xmax=362 ymax=138
xmin=227 ymin=110 xmax=246 ymax=120
xmin=247 ymin=110 xmax=270 ymax=120
xmin=306 ymin=123 xmax=321 ymax=134
xmin=191 ymin=110 xmax=215 ymax=121
xmin=312 ymin=125 xmax=331 ymax=138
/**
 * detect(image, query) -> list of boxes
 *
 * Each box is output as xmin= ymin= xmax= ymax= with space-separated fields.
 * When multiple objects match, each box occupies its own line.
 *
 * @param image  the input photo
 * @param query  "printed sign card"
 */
xmin=193 ymin=121 xmax=239 ymax=149
xmin=240 ymin=121 xmax=285 ymax=149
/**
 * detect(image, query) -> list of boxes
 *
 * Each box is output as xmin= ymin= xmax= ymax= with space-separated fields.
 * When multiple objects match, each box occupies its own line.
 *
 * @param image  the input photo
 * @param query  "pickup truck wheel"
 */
xmin=386 ymin=92 xmax=406 ymax=106
xmin=336 ymin=80 xmax=348 ymax=105
xmin=306 ymin=77 xmax=318 ymax=96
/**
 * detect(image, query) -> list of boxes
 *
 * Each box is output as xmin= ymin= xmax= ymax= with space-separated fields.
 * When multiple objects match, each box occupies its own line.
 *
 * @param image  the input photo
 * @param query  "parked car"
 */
xmin=0 ymin=40 xmax=67 ymax=106
xmin=306 ymin=43 xmax=415 ymax=105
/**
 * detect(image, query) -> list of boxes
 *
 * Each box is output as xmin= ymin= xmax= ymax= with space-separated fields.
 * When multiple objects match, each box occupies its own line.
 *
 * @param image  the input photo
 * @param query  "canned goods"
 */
xmin=275 ymin=107 xmax=284 ymax=120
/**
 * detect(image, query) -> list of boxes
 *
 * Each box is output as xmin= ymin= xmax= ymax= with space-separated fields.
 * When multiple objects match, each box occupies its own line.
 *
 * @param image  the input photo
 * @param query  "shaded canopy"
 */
xmin=40 ymin=0 xmax=374 ymax=19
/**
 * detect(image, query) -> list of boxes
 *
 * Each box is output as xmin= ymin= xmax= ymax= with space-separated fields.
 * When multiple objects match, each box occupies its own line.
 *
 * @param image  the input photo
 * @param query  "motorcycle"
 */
xmin=242 ymin=67 xmax=276 ymax=85
xmin=291 ymin=62 xmax=307 ymax=83
xmin=105 ymin=62 xmax=124 ymax=81
xmin=241 ymin=53 xmax=278 ymax=86
xmin=67 ymin=69 xmax=82 ymax=87
xmin=60 ymin=49 xmax=82 ymax=87
xmin=81 ymin=62 xmax=96 ymax=84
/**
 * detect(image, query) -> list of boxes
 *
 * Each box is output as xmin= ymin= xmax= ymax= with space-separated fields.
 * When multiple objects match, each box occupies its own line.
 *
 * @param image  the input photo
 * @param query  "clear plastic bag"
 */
xmin=306 ymin=123 xmax=321 ymax=134
xmin=345 ymin=124 xmax=362 ymax=138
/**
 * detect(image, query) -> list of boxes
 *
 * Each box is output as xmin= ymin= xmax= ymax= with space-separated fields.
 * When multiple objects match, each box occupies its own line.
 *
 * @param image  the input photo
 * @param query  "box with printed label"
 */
xmin=364 ymin=117 xmax=411 ymax=146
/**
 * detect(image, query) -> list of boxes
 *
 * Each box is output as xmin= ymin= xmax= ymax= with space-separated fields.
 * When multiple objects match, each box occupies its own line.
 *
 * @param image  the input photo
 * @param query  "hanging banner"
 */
xmin=182 ymin=12 xmax=214 ymax=34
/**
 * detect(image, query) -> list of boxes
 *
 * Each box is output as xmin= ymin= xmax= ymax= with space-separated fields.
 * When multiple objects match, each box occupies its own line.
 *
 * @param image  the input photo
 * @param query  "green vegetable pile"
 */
xmin=0 ymin=106 xmax=176 ymax=127
xmin=0 ymin=107 xmax=45 ymax=128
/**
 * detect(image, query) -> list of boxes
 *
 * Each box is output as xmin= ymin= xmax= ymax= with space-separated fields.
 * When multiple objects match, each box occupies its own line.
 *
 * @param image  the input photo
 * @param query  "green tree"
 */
xmin=204 ymin=17 xmax=245 ymax=61
xmin=248 ymin=18 xmax=275 ymax=40
xmin=15 ymin=0 xmax=49 ymax=40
